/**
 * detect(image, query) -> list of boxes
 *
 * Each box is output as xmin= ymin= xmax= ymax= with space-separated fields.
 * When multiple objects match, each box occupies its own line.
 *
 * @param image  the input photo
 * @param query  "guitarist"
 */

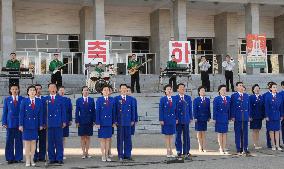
xmin=127 ymin=54 xmax=141 ymax=93
xmin=167 ymin=55 xmax=177 ymax=92
xmin=49 ymin=53 xmax=64 ymax=88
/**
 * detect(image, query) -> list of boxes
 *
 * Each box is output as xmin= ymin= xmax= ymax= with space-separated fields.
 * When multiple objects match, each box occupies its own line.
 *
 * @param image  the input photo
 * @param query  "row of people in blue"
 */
xmin=159 ymin=81 xmax=284 ymax=158
xmin=1 ymin=83 xmax=138 ymax=167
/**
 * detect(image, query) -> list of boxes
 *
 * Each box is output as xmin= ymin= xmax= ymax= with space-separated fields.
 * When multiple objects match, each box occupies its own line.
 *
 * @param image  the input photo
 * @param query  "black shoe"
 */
xmin=58 ymin=161 xmax=64 ymax=164
xmin=14 ymin=160 xmax=23 ymax=163
xmin=177 ymin=153 xmax=182 ymax=157
xmin=124 ymin=157 xmax=133 ymax=161
xmin=279 ymin=145 xmax=284 ymax=148
xmin=48 ymin=161 xmax=55 ymax=164
xmin=33 ymin=159 xmax=39 ymax=163
xmin=39 ymin=159 xmax=46 ymax=162
xmin=7 ymin=161 xmax=14 ymax=164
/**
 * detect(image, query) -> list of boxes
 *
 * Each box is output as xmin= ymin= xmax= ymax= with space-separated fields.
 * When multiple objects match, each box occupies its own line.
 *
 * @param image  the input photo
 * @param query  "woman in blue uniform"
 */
xmin=249 ymin=84 xmax=264 ymax=149
xmin=159 ymin=84 xmax=177 ymax=158
xmin=265 ymin=82 xmax=283 ymax=151
xmin=75 ymin=86 xmax=96 ymax=158
xmin=213 ymin=85 xmax=230 ymax=154
xmin=19 ymin=85 xmax=43 ymax=167
xmin=193 ymin=86 xmax=211 ymax=152
xmin=96 ymin=85 xmax=115 ymax=162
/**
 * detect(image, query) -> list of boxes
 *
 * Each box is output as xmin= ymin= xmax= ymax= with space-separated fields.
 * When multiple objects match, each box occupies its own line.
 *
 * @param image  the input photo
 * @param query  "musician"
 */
xmin=49 ymin=53 xmax=63 ymax=88
xmin=222 ymin=55 xmax=235 ymax=92
xmin=167 ymin=55 xmax=178 ymax=92
xmin=95 ymin=62 xmax=105 ymax=75
xmin=6 ymin=53 xmax=20 ymax=87
xmin=127 ymin=54 xmax=141 ymax=93
xmin=198 ymin=56 xmax=211 ymax=92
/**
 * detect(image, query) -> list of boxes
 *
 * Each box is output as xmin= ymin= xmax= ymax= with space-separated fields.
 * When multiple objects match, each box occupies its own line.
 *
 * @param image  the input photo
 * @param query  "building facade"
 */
xmin=1 ymin=0 xmax=284 ymax=75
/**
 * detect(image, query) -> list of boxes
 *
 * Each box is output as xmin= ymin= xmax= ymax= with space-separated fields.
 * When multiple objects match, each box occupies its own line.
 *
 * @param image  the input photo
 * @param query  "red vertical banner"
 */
xmin=169 ymin=41 xmax=192 ymax=64
xmin=84 ymin=40 xmax=110 ymax=65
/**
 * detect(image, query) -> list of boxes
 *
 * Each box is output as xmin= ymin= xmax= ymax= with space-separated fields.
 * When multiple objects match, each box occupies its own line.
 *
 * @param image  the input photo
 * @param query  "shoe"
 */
xmin=272 ymin=146 xmax=276 ymax=151
xmin=48 ymin=161 xmax=55 ymax=164
xmin=223 ymin=151 xmax=229 ymax=154
xmin=102 ymin=157 xmax=106 ymax=162
xmin=7 ymin=161 xmax=14 ymax=164
xmin=14 ymin=160 xmax=23 ymax=163
xmin=237 ymin=151 xmax=242 ymax=155
xmin=198 ymin=148 xmax=203 ymax=152
xmin=106 ymin=157 xmax=112 ymax=162
xmin=166 ymin=155 xmax=171 ymax=158
xmin=203 ymin=149 xmax=207 ymax=152
xmin=58 ymin=161 xmax=64 ymax=164
xmin=63 ymin=156 xmax=66 ymax=160
xmin=87 ymin=155 xmax=92 ymax=158
xmin=26 ymin=162 xmax=31 ymax=167
xmin=38 ymin=159 xmax=46 ymax=162
xmin=108 ymin=154 xmax=113 ymax=158
xmin=277 ymin=147 xmax=282 ymax=151
xmin=119 ymin=158 xmax=123 ymax=162
xmin=31 ymin=162 xmax=36 ymax=167
xmin=170 ymin=155 xmax=175 ymax=158
xmin=219 ymin=149 xmax=223 ymax=154
xmin=82 ymin=156 xmax=86 ymax=159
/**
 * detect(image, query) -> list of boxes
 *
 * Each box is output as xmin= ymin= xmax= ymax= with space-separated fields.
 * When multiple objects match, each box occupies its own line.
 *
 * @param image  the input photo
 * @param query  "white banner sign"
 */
xmin=169 ymin=41 xmax=192 ymax=64
xmin=84 ymin=40 xmax=110 ymax=64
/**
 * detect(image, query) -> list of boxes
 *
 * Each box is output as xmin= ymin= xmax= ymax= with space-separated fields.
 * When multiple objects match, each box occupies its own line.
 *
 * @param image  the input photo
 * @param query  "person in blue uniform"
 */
xmin=96 ymin=85 xmax=115 ymax=162
xmin=174 ymin=83 xmax=192 ymax=158
xmin=159 ymin=84 xmax=177 ymax=158
xmin=213 ymin=85 xmax=230 ymax=154
xmin=114 ymin=84 xmax=135 ymax=161
xmin=249 ymin=84 xmax=264 ymax=150
xmin=230 ymin=82 xmax=250 ymax=155
xmin=58 ymin=86 xmax=72 ymax=160
xmin=265 ymin=82 xmax=283 ymax=151
xmin=193 ymin=86 xmax=211 ymax=152
xmin=126 ymin=86 xmax=138 ymax=136
xmin=2 ymin=84 xmax=24 ymax=164
xmin=44 ymin=83 xmax=66 ymax=164
xmin=263 ymin=81 xmax=274 ymax=148
xmin=19 ymin=85 xmax=44 ymax=167
xmin=279 ymin=81 xmax=284 ymax=146
xmin=107 ymin=86 xmax=114 ymax=158
xmin=33 ymin=84 xmax=47 ymax=162
xmin=75 ymin=86 xmax=96 ymax=159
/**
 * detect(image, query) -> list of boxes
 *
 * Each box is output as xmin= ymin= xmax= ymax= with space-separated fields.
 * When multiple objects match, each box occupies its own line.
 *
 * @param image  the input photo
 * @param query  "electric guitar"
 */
xmin=128 ymin=59 xmax=152 ymax=75
xmin=52 ymin=62 xmax=72 ymax=74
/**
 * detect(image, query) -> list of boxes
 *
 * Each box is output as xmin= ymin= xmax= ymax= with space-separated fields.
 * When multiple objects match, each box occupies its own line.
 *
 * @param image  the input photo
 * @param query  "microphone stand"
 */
xmin=45 ymin=100 xmax=49 ymax=168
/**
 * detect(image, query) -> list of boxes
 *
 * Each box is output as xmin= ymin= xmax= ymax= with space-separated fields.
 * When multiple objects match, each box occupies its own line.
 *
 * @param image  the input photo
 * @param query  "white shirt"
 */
xmin=167 ymin=96 xmax=172 ymax=101
xmin=30 ymin=98 xmax=35 ymax=103
xmin=104 ymin=96 xmax=108 ymax=100
xmin=12 ymin=95 xmax=18 ymax=101
xmin=121 ymin=95 xmax=126 ymax=101
xmin=179 ymin=94 xmax=184 ymax=100
xmin=221 ymin=95 xmax=226 ymax=100
xmin=199 ymin=61 xmax=211 ymax=71
xmin=222 ymin=60 xmax=235 ymax=71
xmin=83 ymin=96 xmax=88 ymax=102
xmin=35 ymin=95 xmax=41 ymax=99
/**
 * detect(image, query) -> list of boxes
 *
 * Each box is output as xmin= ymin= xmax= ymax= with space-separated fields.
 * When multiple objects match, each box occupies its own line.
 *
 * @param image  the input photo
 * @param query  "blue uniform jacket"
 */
xmin=174 ymin=95 xmax=192 ymax=124
xmin=213 ymin=96 xmax=230 ymax=123
xmin=43 ymin=95 xmax=67 ymax=128
xmin=63 ymin=97 xmax=72 ymax=123
xmin=249 ymin=94 xmax=265 ymax=120
xmin=264 ymin=93 xmax=283 ymax=121
xmin=114 ymin=95 xmax=135 ymax=126
xmin=75 ymin=97 xmax=96 ymax=125
xmin=95 ymin=96 xmax=115 ymax=127
xmin=19 ymin=98 xmax=43 ymax=130
xmin=2 ymin=96 xmax=24 ymax=128
xmin=193 ymin=97 xmax=211 ymax=121
xmin=159 ymin=96 xmax=177 ymax=125
xmin=230 ymin=92 xmax=250 ymax=122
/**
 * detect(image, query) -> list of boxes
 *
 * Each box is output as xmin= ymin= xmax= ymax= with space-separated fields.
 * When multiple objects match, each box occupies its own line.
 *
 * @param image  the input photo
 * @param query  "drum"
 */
xmin=95 ymin=79 xmax=109 ymax=93
xmin=90 ymin=71 xmax=100 ymax=81
xmin=102 ymin=72 xmax=110 ymax=81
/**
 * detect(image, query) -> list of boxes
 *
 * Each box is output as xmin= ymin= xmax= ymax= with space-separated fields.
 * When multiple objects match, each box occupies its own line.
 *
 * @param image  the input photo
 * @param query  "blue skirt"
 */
xmin=161 ymin=125 xmax=176 ymax=135
xmin=195 ymin=121 xmax=207 ymax=131
xmin=63 ymin=126 xmax=69 ymax=137
xmin=98 ymin=126 xmax=113 ymax=138
xmin=23 ymin=129 xmax=38 ymax=141
xmin=250 ymin=119 xmax=262 ymax=129
xmin=78 ymin=125 xmax=93 ymax=136
xmin=267 ymin=120 xmax=280 ymax=131
xmin=215 ymin=123 xmax=228 ymax=133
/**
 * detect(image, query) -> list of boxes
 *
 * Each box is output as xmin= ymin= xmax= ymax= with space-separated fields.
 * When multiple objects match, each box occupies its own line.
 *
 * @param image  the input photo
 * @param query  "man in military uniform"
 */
xmin=95 ymin=62 xmax=104 ymax=76
xmin=167 ymin=55 xmax=178 ymax=92
xmin=6 ymin=53 xmax=21 ymax=87
xmin=49 ymin=53 xmax=63 ymax=88
xmin=127 ymin=54 xmax=141 ymax=93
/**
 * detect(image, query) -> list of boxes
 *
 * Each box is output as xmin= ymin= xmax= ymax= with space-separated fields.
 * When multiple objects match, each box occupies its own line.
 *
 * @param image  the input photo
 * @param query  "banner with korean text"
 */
xmin=169 ymin=41 xmax=192 ymax=64
xmin=85 ymin=40 xmax=110 ymax=65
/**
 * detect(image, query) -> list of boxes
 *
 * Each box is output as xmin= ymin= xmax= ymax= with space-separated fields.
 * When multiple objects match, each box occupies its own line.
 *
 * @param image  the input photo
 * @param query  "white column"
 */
xmin=173 ymin=0 xmax=187 ymax=41
xmin=1 ymin=0 xmax=16 ymax=67
xmin=93 ymin=0 xmax=105 ymax=40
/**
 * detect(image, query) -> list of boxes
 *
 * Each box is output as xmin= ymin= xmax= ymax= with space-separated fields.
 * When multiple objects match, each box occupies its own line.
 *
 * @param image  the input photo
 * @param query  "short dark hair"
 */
xmin=54 ymin=53 xmax=59 ymax=56
xmin=81 ymin=86 xmax=88 ymax=92
xmin=226 ymin=55 xmax=230 ymax=58
xmin=198 ymin=86 xmax=206 ymax=96
xmin=171 ymin=54 xmax=175 ymax=57
xmin=268 ymin=82 xmax=277 ymax=89
xmin=98 ymin=62 xmax=102 ymax=65
xmin=27 ymin=85 xmax=36 ymax=96
xmin=35 ymin=84 xmax=42 ymax=88
xmin=177 ymin=83 xmax=185 ymax=89
xmin=58 ymin=86 xmax=65 ymax=90
xmin=218 ymin=84 xmax=226 ymax=95
xmin=48 ymin=83 xmax=56 ymax=88
xmin=120 ymin=84 xmax=128 ymax=88
xmin=126 ymin=85 xmax=131 ymax=89
xmin=267 ymin=81 xmax=273 ymax=87
xmin=101 ymin=85 xmax=110 ymax=95
xmin=252 ymin=84 xmax=260 ymax=94
xmin=236 ymin=82 xmax=243 ymax=86
xmin=9 ymin=84 xmax=20 ymax=95
xmin=10 ymin=52 xmax=16 ymax=55
xmin=281 ymin=81 xmax=284 ymax=86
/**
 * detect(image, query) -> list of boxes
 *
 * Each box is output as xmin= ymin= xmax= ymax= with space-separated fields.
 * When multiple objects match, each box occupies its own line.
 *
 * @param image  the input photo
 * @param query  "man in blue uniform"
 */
xmin=175 ymin=83 xmax=192 ymax=158
xmin=279 ymin=81 xmax=284 ymax=147
xmin=58 ymin=86 xmax=72 ymax=160
xmin=126 ymin=86 xmax=138 ymax=135
xmin=230 ymin=82 xmax=250 ymax=155
xmin=263 ymin=81 xmax=273 ymax=148
xmin=44 ymin=83 xmax=66 ymax=164
xmin=114 ymin=84 xmax=135 ymax=161
xmin=2 ymin=84 xmax=24 ymax=164
xmin=34 ymin=84 xmax=47 ymax=162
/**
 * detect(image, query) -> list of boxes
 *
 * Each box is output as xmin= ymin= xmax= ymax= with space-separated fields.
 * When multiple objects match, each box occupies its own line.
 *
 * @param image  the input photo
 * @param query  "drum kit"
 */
xmin=86 ymin=64 xmax=117 ymax=93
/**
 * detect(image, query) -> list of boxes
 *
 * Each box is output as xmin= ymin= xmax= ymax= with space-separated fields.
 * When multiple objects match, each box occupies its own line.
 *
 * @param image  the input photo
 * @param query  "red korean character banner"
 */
xmin=84 ymin=40 xmax=110 ymax=64
xmin=246 ymin=34 xmax=267 ymax=68
xmin=169 ymin=41 xmax=192 ymax=64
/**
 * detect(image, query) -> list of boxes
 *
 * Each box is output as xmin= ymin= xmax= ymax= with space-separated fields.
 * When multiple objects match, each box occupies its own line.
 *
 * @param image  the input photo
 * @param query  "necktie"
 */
xmin=240 ymin=94 xmax=243 ymax=101
xmin=202 ymin=97 xmax=206 ymax=106
xmin=31 ymin=100 xmax=35 ymax=110
xmin=223 ymin=97 xmax=227 ymax=105
xmin=169 ymin=98 xmax=172 ymax=107
xmin=13 ymin=97 xmax=17 ymax=106
xmin=84 ymin=98 xmax=88 ymax=105
xmin=106 ymin=97 xmax=109 ymax=106
xmin=273 ymin=95 xmax=276 ymax=101
xmin=51 ymin=96 xmax=55 ymax=104
xmin=181 ymin=96 xmax=184 ymax=101
xmin=122 ymin=96 xmax=126 ymax=103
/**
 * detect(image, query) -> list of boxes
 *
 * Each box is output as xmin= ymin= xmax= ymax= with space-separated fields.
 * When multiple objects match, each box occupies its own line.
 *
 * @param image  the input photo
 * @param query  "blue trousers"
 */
xmin=117 ymin=126 xmax=132 ymax=159
xmin=131 ymin=125 xmax=136 ymax=135
xmin=234 ymin=121 xmax=248 ymax=152
xmin=5 ymin=128 xmax=23 ymax=161
xmin=48 ymin=127 xmax=63 ymax=162
xmin=34 ymin=129 xmax=47 ymax=161
xmin=282 ymin=120 xmax=284 ymax=144
xmin=175 ymin=124 xmax=190 ymax=155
